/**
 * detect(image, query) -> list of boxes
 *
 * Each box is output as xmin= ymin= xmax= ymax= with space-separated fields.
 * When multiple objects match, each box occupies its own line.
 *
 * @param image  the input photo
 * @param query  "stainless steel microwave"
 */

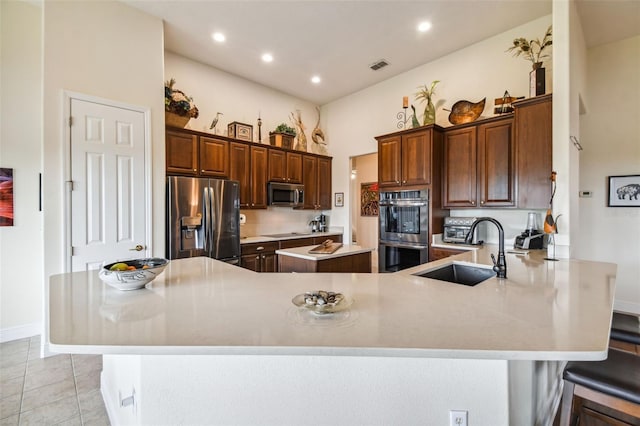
xmin=267 ymin=182 xmax=304 ymax=207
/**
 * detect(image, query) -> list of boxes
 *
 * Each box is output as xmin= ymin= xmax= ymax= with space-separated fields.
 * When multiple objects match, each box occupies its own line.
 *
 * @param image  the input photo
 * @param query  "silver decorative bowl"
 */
xmin=99 ymin=258 xmax=169 ymax=291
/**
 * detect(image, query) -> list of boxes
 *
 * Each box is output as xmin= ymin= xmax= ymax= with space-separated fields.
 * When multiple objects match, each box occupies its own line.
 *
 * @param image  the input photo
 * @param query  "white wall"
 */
xmin=351 ymin=153 xmax=379 ymax=250
xmin=577 ymin=35 xmax=640 ymax=314
xmin=323 ymin=16 xmax=554 ymax=244
xmin=0 ymin=0 xmax=43 ymax=341
xmin=40 ymin=1 xmax=165 ymax=348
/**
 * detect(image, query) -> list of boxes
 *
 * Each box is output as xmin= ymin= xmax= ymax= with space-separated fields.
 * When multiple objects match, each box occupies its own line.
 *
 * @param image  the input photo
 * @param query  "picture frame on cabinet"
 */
xmin=607 ymin=175 xmax=640 ymax=207
xmin=335 ymin=192 xmax=344 ymax=207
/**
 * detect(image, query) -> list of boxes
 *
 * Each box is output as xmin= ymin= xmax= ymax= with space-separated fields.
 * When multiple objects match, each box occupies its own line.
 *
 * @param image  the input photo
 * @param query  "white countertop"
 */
xmin=276 ymin=244 xmax=373 ymax=261
xmin=240 ymin=231 xmax=342 ymax=245
xmin=48 ymin=246 xmax=616 ymax=360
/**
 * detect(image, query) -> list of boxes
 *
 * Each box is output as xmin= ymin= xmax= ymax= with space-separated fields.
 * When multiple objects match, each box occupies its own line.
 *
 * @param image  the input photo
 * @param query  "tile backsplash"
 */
xmin=240 ymin=208 xmax=331 ymax=237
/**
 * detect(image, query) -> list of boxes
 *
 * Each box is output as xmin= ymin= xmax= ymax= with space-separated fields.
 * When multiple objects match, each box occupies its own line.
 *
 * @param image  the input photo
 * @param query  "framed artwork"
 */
xmin=608 ymin=175 xmax=640 ymax=207
xmin=0 ymin=168 xmax=14 ymax=226
xmin=360 ymin=182 xmax=379 ymax=216
xmin=334 ymin=192 xmax=344 ymax=207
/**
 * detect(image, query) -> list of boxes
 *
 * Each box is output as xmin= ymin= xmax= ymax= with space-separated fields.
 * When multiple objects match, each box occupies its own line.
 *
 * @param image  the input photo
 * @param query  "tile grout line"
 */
xmin=71 ymin=355 xmax=85 ymax=426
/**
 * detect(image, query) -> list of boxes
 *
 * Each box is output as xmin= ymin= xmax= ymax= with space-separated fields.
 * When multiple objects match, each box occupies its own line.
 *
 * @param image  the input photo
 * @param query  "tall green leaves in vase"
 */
xmin=415 ymin=80 xmax=440 ymax=126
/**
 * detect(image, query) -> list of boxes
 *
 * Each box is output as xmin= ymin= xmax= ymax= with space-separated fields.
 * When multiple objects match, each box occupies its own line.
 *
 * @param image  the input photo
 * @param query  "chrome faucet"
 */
xmin=465 ymin=217 xmax=507 ymax=279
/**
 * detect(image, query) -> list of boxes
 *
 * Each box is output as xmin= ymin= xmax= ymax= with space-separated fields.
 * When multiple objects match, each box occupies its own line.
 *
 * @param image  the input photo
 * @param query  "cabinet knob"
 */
xmin=193 ymin=168 xmax=197 ymax=172
xmin=256 ymin=246 xmax=264 ymax=251
xmin=255 ymin=256 xmax=259 ymax=260
xmin=201 ymin=170 xmax=205 ymax=173
xmin=480 ymin=200 xmax=485 ymax=205
xmin=470 ymin=200 xmax=475 ymax=205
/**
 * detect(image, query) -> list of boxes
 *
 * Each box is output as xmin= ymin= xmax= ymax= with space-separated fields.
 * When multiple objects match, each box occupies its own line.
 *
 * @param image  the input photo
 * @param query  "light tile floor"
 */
xmin=0 ymin=336 xmax=109 ymax=426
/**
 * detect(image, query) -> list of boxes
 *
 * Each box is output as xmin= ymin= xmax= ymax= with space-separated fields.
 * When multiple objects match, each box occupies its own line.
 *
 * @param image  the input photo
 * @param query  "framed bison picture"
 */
xmin=608 ymin=175 xmax=640 ymax=207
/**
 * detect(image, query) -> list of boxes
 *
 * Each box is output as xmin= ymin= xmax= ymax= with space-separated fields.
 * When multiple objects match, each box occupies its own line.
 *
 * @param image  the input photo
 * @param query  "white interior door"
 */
xmin=69 ymin=98 xmax=147 ymax=271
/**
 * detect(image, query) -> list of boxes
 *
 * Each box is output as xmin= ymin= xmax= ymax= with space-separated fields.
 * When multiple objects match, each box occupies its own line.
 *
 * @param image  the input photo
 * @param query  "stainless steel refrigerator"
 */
xmin=166 ymin=177 xmax=240 ymax=264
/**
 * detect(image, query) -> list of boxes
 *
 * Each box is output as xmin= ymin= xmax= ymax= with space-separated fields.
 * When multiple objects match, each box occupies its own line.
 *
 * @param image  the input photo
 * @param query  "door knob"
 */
xmin=130 ymin=244 xmax=144 ymax=251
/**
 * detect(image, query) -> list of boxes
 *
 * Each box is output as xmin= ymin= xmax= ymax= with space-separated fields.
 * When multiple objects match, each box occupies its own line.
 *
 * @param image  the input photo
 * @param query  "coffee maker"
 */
xmin=316 ymin=214 xmax=328 ymax=233
xmin=514 ymin=212 xmax=545 ymax=250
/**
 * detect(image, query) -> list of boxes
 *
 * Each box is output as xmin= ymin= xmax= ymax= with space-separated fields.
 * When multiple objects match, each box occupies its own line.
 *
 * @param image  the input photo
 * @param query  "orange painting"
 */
xmin=0 ymin=168 xmax=13 ymax=226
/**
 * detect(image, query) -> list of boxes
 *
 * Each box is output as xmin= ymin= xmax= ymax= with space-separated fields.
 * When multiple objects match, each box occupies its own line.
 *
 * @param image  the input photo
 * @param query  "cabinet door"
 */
xmin=262 ymin=253 xmax=277 ymax=272
xmin=240 ymin=254 xmax=260 ymax=271
xmin=477 ymin=119 xmax=514 ymax=207
xmin=302 ymin=155 xmax=318 ymax=209
xmin=286 ymin=152 xmax=303 ymax=183
xmin=166 ymin=130 xmax=198 ymax=175
xmin=378 ymin=135 xmax=402 ymax=187
xmin=250 ymin=146 xmax=268 ymax=209
xmin=515 ymin=95 xmax=552 ymax=208
xmin=317 ymin=157 xmax=332 ymax=209
xmin=402 ymin=129 xmax=432 ymax=186
xmin=199 ymin=136 xmax=229 ymax=177
xmin=230 ymin=142 xmax=251 ymax=208
xmin=443 ymin=127 xmax=477 ymax=207
xmin=268 ymin=149 xmax=287 ymax=182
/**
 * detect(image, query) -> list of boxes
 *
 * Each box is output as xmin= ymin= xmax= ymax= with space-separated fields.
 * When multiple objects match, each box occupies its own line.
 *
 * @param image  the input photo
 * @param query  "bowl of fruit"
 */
xmin=99 ymin=258 xmax=169 ymax=291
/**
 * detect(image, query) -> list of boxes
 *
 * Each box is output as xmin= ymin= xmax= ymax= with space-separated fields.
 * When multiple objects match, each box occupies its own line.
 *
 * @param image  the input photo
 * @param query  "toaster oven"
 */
xmin=442 ymin=217 xmax=485 ymax=244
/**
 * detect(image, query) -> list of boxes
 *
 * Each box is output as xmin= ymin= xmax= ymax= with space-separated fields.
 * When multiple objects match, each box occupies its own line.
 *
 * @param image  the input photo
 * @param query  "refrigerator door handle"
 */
xmin=203 ymin=186 xmax=211 ymax=252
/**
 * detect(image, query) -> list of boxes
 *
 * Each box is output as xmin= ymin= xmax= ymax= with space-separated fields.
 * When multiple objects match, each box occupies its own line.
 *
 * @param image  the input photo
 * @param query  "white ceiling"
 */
xmin=124 ymin=0 xmax=640 ymax=105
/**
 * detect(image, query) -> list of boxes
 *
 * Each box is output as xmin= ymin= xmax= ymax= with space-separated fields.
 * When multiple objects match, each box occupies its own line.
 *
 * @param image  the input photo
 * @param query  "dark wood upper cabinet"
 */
xmin=443 ymin=116 xmax=515 ymax=208
xmin=250 ymin=145 xmax=268 ymax=209
xmin=302 ymin=155 xmax=319 ymax=210
xmin=229 ymin=142 xmax=251 ymax=208
xmin=317 ymin=156 xmax=332 ymax=209
xmin=166 ymin=130 xmax=198 ymax=176
xmin=268 ymin=150 xmax=302 ymax=183
xmin=514 ymin=94 xmax=552 ymax=209
xmin=377 ymin=128 xmax=436 ymax=188
xmin=199 ymin=136 xmax=229 ymax=178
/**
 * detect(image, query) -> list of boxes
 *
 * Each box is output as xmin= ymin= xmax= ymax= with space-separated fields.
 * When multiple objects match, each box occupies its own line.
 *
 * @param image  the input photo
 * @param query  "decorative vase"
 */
xmin=529 ymin=62 xmax=546 ymax=97
xmin=423 ymin=100 xmax=436 ymax=125
xmin=165 ymin=111 xmax=190 ymax=128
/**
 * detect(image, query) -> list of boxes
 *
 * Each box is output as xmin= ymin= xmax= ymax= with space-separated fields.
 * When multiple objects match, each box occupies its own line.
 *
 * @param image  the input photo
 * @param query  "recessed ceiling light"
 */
xmin=311 ymin=76 xmax=321 ymax=84
xmin=417 ymin=21 xmax=432 ymax=32
xmin=262 ymin=53 xmax=273 ymax=63
xmin=212 ymin=32 xmax=225 ymax=42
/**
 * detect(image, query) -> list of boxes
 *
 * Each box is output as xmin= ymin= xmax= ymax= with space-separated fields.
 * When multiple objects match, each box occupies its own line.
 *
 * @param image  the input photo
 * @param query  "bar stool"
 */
xmin=560 ymin=312 xmax=640 ymax=425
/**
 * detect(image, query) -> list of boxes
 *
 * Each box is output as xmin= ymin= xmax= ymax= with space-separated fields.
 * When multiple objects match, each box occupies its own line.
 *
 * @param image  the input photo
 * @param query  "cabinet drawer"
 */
xmin=240 ymin=241 xmax=279 ymax=256
xmin=279 ymin=238 xmax=315 ymax=249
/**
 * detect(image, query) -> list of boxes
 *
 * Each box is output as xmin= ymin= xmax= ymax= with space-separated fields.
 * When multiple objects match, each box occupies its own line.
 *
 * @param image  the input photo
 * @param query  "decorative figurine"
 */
xmin=290 ymin=110 xmax=307 ymax=152
xmin=311 ymin=106 xmax=327 ymax=155
xmin=209 ymin=112 xmax=223 ymax=134
xmin=415 ymin=80 xmax=440 ymax=125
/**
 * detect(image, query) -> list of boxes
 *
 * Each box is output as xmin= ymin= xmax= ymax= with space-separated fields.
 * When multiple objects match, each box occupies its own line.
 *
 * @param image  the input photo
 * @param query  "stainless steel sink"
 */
xmin=261 ymin=232 xmax=313 ymax=238
xmin=413 ymin=262 xmax=496 ymax=286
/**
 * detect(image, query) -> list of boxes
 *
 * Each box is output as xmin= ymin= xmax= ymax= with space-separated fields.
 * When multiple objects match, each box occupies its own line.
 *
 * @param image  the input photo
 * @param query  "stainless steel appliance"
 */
xmin=378 ymin=189 xmax=430 ymax=272
xmin=166 ymin=176 xmax=240 ymax=264
xmin=267 ymin=182 xmax=304 ymax=207
xmin=514 ymin=212 xmax=544 ymax=249
xmin=442 ymin=217 xmax=486 ymax=244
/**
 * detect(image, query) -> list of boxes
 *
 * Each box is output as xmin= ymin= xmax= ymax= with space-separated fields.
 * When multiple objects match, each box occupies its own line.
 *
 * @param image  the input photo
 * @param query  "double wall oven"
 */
xmin=378 ymin=189 xmax=429 ymax=272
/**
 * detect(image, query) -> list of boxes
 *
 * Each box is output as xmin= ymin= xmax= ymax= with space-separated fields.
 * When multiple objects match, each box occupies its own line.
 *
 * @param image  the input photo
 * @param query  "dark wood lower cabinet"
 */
xmin=240 ymin=242 xmax=278 ymax=272
xmin=430 ymin=247 xmax=466 ymax=261
xmin=279 ymin=252 xmax=371 ymax=273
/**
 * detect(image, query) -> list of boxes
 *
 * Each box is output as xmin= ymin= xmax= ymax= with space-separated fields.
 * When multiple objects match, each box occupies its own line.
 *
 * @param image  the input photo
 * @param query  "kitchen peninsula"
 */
xmin=48 ymin=248 xmax=616 ymax=425
xmin=276 ymin=244 xmax=373 ymax=273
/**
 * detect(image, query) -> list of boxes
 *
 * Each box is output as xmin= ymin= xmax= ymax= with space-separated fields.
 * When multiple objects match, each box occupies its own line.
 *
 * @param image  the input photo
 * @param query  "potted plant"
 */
xmin=506 ymin=25 xmax=552 ymax=97
xmin=506 ymin=25 xmax=553 ymax=69
xmin=164 ymin=78 xmax=199 ymax=128
xmin=269 ymin=123 xmax=297 ymax=149
xmin=415 ymin=80 xmax=440 ymax=126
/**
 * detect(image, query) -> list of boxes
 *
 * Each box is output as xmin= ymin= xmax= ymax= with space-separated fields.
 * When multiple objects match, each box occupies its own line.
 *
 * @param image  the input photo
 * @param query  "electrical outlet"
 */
xmin=450 ymin=410 xmax=468 ymax=426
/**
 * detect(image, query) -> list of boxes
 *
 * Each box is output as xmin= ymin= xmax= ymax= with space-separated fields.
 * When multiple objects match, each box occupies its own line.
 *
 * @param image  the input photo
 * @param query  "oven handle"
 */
xmin=379 ymin=241 xmax=429 ymax=250
xmin=379 ymin=200 xmax=428 ymax=207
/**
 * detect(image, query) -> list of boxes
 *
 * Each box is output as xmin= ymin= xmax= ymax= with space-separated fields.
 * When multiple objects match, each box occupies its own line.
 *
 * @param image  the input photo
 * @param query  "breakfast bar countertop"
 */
xmin=48 ymin=246 xmax=617 ymax=361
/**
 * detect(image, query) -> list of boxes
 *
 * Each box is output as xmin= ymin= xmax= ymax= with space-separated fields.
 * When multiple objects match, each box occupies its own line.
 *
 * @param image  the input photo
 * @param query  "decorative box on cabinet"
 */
xmin=514 ymin=94 xmax=552 ymax=209
xmin=442 ymin=116 xmax=514 ymax=208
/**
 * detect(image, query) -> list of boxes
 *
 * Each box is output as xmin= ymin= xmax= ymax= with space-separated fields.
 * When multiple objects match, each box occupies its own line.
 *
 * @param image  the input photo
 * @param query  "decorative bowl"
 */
xmin=292 ymin=291 xmax=353 ymax=315
xmin=99 ymin=258 xmax=169 ymax=291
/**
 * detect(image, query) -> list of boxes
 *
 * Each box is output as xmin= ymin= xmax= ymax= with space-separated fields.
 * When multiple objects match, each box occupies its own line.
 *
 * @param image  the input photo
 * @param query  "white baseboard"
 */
xmin=614 ymin=300 xmax=640 ymax=315
xmin=0 ymin=322 xmax=41 ymax=343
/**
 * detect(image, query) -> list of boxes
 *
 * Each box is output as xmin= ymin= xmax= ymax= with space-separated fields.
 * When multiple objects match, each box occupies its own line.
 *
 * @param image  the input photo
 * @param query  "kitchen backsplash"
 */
xmin=240 ymin=208 xmax=334 ymax=237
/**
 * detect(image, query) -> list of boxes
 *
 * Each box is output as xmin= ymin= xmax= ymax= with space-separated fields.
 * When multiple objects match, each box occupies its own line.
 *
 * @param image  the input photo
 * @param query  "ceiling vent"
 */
xmin=369 ymin=59 xmax=389 ymax=71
